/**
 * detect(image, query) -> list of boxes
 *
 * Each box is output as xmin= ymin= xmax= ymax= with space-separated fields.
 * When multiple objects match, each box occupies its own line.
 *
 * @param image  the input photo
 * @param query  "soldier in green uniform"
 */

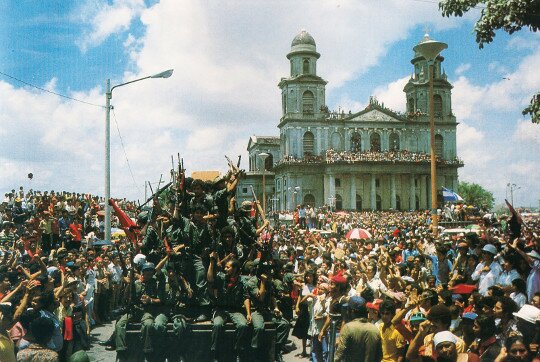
xmin=153 ymin=259 xmax=194 ymax=362
xmin=207 ymin=252 xmax=250 ymax=361
xmin=138 ymin=210 xmax=163 ymax=265
xmin=273 ymin=261 xmax=295 ymax=322
xmin=246 ymin=265 xmax=291 ymax=362
xmin=115 ymin=262 xmax=166 ymax=362
xmin=216 ymin=226 xmax=243 ymax=268
xmin=166 ymin=204 xmax=212 ymax=321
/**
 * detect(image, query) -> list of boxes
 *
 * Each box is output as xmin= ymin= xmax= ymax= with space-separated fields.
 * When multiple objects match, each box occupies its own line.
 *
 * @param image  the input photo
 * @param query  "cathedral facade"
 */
xmin=237 ymin=30 xmax=463 ymax=211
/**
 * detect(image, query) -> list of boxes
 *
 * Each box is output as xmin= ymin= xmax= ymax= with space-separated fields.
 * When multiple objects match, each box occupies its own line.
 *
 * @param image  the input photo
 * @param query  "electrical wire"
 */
xmin=0 ymin=70 xmax=104 ymax=108
xmin=111 ymin=108 xmax=141 ymax=193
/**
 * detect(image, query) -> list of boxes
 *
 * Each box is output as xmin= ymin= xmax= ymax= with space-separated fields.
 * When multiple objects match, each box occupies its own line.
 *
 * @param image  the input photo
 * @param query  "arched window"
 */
xmin=303 ymin=194 xmax=315 ymax=207
xmin=435 ymin=134 xmax=443 ymax=157
xmin=356 ymin=195 xmax=362 ymax=211
xmin=370 ymin=132 xmax=381 ymax=152
xmin=408 ymin=97 xmax=415 ymax=113
xmin=376 ymin=195 xmax=382 ymax=211
xmin=389 ymin=132 xmax=400 ymax=151
xmin=396 ymin=195 xmax=401 ymax=210
xmin=335 ymin=194 xmax=343 ymax=210
xmin=351 ymin=132 xmax=361 ymax=152
xmin=303 ymin=131 xmax=315 ymax=155
xmin=302 ymin=91 xmax=314 ymax=115
xmin=434 ymin=94 xmax=443 ymax=117
xmin=331 ymin=132 xmax=342 ymax=151
xmin=265 ymin=154 xmax=274 ymax=171
xmin=303 ymin=59 xmax=310 ymax=74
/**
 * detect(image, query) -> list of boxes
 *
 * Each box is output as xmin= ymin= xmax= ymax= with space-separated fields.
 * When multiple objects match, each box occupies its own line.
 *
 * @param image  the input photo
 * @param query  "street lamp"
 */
xmin=507 ymin=183 xmax=520 ymax=206
xmin=259 ymin=152 xmax=269 ymax=214
xmin=104 ymin=69 xmax=173 ymax=241
xmin=414 ymin=34 xmax=447 ymax=237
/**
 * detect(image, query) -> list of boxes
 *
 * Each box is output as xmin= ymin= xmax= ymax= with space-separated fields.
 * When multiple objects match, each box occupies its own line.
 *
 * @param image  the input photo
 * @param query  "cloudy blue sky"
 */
xmin=1 ymin=0 xmax=539 ymax=207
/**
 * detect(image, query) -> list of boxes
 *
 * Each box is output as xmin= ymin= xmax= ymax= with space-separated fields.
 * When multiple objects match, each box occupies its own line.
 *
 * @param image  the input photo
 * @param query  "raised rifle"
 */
xmin=139 ymin=182 xmax=172 ymax=209
xmin=249 ymin=185 xmax=267 ymax=223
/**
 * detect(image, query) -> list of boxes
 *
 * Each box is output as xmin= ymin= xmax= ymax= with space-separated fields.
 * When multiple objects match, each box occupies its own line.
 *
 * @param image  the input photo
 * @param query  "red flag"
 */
xmin=109 ymin=199 xmax=139 ymax=244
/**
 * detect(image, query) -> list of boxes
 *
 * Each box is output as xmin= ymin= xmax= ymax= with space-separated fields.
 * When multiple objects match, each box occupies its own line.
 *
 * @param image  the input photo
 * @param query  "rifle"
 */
xmin=225 ymin=155 xmax=243 ymax=175
xmin=250 ymin=185 xmax=267 ymax=223
xmin=139 ymin=182 xmax=172 ymax=208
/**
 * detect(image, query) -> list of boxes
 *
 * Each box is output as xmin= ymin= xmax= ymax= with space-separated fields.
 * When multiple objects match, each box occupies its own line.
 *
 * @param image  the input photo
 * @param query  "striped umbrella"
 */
xmin=345 ymin=228 xmax=372 ymax=240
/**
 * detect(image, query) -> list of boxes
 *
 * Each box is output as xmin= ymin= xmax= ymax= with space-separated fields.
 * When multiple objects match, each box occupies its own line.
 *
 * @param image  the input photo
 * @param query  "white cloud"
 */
xmin=373 ymin=76 xmax=409 ymax=112
xmin=513 ymin=120 xmax=540 ymax=144
xmin=75 ymin=0 xmax=146 ymax=52
xmin=451 ymin=49 xmax=540 ymax=122
xmin=3 ymin=0 xmax=538 ymax=206
xmin=487 ymin=61 xmax=509 ymax=75
xmin=456 ymin=63 xmax=471 ymax=75
xmin=455 ymin=63 xmax=471 ymax=75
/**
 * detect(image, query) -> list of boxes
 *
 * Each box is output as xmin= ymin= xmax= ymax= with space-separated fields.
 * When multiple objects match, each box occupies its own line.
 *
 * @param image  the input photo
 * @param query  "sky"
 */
xmin=0 ymin=0 xmax=539 ymax=208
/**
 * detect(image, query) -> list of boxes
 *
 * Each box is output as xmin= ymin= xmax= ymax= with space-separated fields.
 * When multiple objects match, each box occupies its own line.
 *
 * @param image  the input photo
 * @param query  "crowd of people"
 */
xmin=274 ymin=149 xmax=464 ymax=167
xmin=0 ymin=169 xmax=539 ymax=362
xmin=325 ymin=149 xmax=464 ymax=165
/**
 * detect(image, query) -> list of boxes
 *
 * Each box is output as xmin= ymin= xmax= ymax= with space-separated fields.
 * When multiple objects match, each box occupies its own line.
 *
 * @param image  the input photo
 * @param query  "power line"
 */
xmin=0 ymin=70 xmax=104 ymax=108
xmin=111 ymin=108 xmax=141 ymax=194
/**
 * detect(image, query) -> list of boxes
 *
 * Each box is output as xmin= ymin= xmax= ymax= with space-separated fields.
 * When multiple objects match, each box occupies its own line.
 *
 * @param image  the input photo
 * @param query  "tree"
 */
xmin=458 ymin=182 xmax=495 ymax=210
xmin=439 ymin=0 xmax=540 ymax=123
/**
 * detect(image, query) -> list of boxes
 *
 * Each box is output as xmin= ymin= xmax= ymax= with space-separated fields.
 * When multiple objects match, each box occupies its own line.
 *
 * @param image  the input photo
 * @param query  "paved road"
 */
xmin=87 ymin=322 xmax=308 ymax=362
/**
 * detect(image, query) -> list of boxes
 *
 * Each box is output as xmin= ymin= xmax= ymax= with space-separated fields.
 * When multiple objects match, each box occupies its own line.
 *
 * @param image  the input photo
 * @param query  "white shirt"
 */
xmin=497 ymin=269 xmax=520 ymax=287
xmin=472 ymin=260 xmax=502 ymax=295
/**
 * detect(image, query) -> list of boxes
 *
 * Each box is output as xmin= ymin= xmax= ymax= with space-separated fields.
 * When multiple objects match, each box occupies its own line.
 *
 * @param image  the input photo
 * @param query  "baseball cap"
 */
xmin=433 ymin=331 xmax=458 ymax=347
xmin=410 ymin=312 xmax=427 ymax=324
xmin=347 ymin=296 xmax=366 ymax=311
xmin=482 ymin=244 xmax=497 ymax=255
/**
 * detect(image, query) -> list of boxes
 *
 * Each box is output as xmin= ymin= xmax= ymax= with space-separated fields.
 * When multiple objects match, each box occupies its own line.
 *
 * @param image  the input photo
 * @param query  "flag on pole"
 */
xmin=442 ymin=187 xmax=463 ymax=202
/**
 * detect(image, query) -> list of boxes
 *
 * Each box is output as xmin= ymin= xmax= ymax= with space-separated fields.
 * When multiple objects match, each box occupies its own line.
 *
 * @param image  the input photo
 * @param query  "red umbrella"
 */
xmin=345 ymin=228 xmax=372 ymax=240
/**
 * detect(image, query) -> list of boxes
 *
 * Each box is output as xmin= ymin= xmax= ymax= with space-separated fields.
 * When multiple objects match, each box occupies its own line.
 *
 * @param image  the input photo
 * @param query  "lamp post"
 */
xmin=104 ymin=69 xmax=173 ymax=241
xmin=414 ymin=34 xmax=447 ymax=237
xmin=507 ymin=183 xmax=520 ymax=206
xmin=259 ymin=152 xmax=269 ymax=214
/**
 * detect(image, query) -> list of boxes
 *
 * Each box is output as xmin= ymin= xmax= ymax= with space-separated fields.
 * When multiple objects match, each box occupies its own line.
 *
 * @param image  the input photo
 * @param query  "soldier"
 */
xmin=207 ymin=253 xmax=250 ymax=361
xmin=188 ymin=179 xmax=216 ymax=216
xmin=166 ymin=204 xmax=212 ymax=321
xmin=115 ymin=262 xmax=166 ymax=362
xmin=216 ymin=226 xmax=243 ymax=268
xmin=138 ymin=209 xmax=162 ymax=265
xmin=152 ymin=252 xmax=192 ymax=362
xmin=234 ymin=201 xmax=269 ymax=261
xmin=246 ymin=263 xmax=291 ymax=362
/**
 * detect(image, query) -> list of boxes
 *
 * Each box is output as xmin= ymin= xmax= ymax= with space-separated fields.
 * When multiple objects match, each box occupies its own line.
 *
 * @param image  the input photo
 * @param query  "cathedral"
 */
xmin=237 ymin=30 xmax=463 ymax=211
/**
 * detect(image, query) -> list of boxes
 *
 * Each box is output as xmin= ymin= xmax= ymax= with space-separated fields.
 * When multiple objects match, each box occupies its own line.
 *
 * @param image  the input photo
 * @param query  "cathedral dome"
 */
xmin=288 ymin=29 xmax=319 ymax=59
xmin=291 ymin=29 xmax=316 ymax=47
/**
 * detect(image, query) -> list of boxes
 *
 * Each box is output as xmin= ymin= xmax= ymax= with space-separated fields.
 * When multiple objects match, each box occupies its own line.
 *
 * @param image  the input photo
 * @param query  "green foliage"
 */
xmin=458 ymin=182 xmax=495 ymax=210
xmin=439 ymin=0 xmax=540 ymax=48
xmin=523 ymin=92 xmax=540 ymax=124
xmin=439 ymin=0 xmax=540 ymax=123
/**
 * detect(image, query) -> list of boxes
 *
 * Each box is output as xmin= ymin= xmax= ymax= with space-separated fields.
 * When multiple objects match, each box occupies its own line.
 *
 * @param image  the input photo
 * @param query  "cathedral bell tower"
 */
xmin=403 ymin=34 xmax=455 ymax=123
xmin=278 ymin=29 xmax=327 ymax=121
